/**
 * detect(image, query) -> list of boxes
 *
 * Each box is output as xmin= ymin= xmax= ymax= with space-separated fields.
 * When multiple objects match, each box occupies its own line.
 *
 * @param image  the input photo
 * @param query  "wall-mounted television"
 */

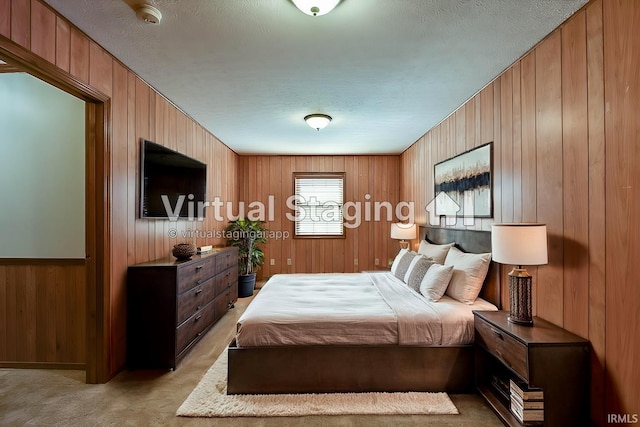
xmin=140 ymin=139 xmax=207 ymax=219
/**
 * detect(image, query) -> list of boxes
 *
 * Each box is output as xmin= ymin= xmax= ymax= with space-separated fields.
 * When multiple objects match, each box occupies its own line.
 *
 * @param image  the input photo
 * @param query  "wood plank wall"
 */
xmin=401 ymin=1 xmax=640 ymax=423
xmin=238 ymin=156 xmax=401 ymax=275
xmin=0 ymin=260 xmax=85 ymax=367
xmin=0 ymin=0 xmax=239 ymax=377
xmin=603 ymin=0 xmax=640 ymax=420
xmin=3 ymin=0 xmax=639 ymax=418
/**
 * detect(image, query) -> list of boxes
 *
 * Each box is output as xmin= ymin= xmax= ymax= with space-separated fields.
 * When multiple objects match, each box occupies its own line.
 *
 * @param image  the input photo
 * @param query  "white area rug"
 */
xmin=176 ymin=349 xmax=459 ymax=418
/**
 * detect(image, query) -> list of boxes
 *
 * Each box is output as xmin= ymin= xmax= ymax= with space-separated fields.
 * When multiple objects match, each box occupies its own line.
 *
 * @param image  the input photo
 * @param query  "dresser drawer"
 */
xmin=216 ymin=269 xmax=236 ymax=294
xmin=176 ymin=301 xmax=216 ymax=353
xmin=176 ymin=259 xmax=212 ymax=294
xmin=216 ymin=250 xmax=236 ymax=271
xmin=176 ymin=277 xmax=216 ymax=325
xmin=214 ymin=290 xmax=231 ymax=321
xmin=475 ymin=317 xmax=528 ymax=380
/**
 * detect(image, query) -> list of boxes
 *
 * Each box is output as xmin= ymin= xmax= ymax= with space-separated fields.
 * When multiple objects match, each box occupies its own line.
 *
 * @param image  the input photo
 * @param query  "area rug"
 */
xmin=176 ymin=349 xmax=459 ymax=418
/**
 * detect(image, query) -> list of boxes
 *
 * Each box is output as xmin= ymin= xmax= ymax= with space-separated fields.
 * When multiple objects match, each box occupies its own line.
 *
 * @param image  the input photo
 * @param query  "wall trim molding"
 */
xmin=0 ymin=258 xmax=86 ymax=266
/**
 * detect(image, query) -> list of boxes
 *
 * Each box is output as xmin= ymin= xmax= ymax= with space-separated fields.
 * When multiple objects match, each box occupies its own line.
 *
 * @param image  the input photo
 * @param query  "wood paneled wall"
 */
xmin=401 ymin=1 xmax=640 ymax=423
xmin=109 ymin=69 xmax=239 ymax=375
xmin=0 ymin=0 xmax=239 ymax=378
xmin=238 ymin=156 xmax=401 ymax=275
xmin=603 ymin=0 xmax=640 ymax=419
xmin=0 ymin=260 xmax=85 ymax=367
xmin=4 ymin=1 xmax=639 ymax=418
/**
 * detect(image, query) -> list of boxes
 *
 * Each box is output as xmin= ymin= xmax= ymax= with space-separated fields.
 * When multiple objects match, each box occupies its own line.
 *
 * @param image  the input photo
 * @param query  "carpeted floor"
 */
xmin=177 ymin=348 xmax=458 ymax=417
xmin=0 ymin=289 xmax=503 ymax=426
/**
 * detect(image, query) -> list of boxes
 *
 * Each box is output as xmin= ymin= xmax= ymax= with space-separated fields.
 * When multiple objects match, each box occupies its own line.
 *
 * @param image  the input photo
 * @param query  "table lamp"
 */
xmin=491 ymin=223 xmax=548 ymax=326
xmin=390 ymin=223 xmax=417 ymax=250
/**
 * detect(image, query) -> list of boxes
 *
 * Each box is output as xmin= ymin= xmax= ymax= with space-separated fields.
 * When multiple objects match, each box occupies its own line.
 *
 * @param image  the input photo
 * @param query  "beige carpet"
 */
xmin=177 ymin=349 xmax=459 ymax=418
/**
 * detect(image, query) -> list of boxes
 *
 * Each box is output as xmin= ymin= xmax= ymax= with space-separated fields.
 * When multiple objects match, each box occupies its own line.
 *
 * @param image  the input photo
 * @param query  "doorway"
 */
xmin=0 ymin=38 xmax=110 ymax=383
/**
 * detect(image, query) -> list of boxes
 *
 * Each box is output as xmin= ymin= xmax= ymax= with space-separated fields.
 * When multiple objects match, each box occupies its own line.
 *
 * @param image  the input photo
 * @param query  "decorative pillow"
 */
xmin=419 ymin=264 xmax=454 ymax=301
xmin=402 ymin=254 xmax=422 ymax=283
xmin=402 ymin=254 xmax=433 ymax=282
xmin=405 ymin=256 xmax=435 ymax=292
xmin=393 ymin=251 xmax=418 ymax=281
xmin=390 ymin=249 xmax=408 ymax=275
xmin=444 ymin=246 xmax=491 ymax=304
xmin=417 ymin=240 xmax=455 ymax=264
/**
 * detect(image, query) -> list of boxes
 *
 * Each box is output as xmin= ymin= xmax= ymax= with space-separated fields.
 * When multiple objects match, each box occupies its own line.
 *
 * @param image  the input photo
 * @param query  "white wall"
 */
xmin=0 ymin=73 xmax=85 ymax=258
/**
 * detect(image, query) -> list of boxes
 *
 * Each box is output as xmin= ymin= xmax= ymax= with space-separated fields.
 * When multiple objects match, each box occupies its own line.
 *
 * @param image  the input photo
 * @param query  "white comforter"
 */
xmin=235 ymin=272 xmax=497 ymax=347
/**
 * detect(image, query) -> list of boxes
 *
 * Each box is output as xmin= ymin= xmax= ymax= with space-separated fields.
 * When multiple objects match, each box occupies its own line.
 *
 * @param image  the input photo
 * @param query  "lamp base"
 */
xmin=399 ymin=240 xmax=409 ymax=250
xmin=508 ymin=316 xmax=534 ymax=326
xmin=508 ymin=267 xmax=533 ymax=326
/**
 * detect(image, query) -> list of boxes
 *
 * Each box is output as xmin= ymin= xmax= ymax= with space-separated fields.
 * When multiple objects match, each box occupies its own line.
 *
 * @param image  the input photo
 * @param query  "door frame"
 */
xmin=0 ymin=37 xmax=111 ymax=383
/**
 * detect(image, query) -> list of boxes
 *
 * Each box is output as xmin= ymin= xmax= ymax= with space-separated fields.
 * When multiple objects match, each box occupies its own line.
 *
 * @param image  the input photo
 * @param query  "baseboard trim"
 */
xmin=0 ymin=361 xmax=86 ymax=370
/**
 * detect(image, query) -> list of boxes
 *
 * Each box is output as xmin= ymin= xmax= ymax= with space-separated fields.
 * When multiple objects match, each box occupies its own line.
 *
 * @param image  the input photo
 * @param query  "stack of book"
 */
xmin=490 ymin=374 xmax=510 ymax=402
xmin=510 ymin=378 xmax=544 ymax=424
xmin=197 ymin=245 xmax=213 ymax=254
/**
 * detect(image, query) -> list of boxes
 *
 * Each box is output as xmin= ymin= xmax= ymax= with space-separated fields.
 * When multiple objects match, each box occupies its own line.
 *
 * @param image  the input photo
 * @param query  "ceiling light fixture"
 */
xmin=304 ymin=114 xmax=332 ymax=131
xmin=292 ymin=0 xmax=340 ymax=17
xmin=134 ymin=4 xmax=162 ymax=24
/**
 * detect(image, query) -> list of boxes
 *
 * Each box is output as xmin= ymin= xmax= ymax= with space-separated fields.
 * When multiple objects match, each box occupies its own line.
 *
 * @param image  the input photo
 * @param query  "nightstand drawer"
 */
xmin=475 ymin=317 xmax=528 ymax=380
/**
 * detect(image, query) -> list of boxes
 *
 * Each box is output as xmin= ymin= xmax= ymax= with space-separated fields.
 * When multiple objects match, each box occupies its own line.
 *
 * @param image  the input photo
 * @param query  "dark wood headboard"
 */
xmin=419 ymin=226 xmax=501 ymax=309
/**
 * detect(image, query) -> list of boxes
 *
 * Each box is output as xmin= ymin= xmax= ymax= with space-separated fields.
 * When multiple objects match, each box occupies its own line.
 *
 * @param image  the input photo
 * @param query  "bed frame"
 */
xmin=227 ymin=226 xmax=500 ymax=394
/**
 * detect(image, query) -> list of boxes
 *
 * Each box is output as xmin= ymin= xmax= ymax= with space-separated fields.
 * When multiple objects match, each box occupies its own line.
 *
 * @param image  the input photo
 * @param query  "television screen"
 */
xmin=140 ymin=139 xmax=207 ymax=219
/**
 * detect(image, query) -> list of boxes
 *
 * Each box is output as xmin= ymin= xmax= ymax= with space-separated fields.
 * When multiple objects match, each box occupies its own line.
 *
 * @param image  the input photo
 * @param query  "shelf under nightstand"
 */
xmin=473 ymin=310 xmax=590 ymax=427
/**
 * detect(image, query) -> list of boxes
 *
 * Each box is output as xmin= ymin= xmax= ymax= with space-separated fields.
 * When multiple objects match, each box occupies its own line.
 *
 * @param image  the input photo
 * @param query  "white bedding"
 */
xmin=235 ymin=272 xmax=497 ymax=347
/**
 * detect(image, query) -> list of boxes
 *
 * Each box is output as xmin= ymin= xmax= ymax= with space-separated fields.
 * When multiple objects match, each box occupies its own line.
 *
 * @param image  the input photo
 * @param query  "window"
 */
xmin=293 ymin=172 xmax=345 ymax=237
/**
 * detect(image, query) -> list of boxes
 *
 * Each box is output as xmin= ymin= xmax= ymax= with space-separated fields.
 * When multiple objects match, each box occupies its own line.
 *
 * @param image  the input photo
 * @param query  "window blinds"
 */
xmin=294 ymin=175 xmax=344 ymax=236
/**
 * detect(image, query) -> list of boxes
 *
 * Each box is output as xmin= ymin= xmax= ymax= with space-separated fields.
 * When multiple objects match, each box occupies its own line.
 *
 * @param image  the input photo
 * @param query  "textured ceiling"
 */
xmin=43 ymin=0 xmax=587 ymax=155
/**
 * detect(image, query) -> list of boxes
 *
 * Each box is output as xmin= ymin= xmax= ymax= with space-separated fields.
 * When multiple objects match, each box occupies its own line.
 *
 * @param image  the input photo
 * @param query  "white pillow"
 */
xmin=419 ymin=264 xmax=454 ymax=301
xmin=418 ymin=240 xmax=455 ymax=264
xmin=390 ymin=249 xmax=408 ymax=275
xmin=444 ymin=246 xmax=491 ymax=304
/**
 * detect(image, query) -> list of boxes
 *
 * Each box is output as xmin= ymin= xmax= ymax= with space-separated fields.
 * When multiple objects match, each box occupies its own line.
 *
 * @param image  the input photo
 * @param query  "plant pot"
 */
xmin=238 ymin=273 xmax=256 ymax=298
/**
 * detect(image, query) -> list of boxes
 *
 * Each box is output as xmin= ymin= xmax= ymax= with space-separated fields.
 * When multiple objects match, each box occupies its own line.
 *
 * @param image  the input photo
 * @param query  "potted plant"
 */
xmin=225 ymin=218 xmax=267 ymax=297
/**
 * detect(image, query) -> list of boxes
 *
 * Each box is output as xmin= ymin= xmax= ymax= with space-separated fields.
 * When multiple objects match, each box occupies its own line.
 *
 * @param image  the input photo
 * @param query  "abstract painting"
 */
xmin=434 ymin=142 xmax=493 ymax=218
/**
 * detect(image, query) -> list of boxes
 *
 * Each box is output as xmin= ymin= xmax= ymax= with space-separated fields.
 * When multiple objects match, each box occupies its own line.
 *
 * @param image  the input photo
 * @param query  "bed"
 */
xmin=227 ymin=226 xmax=501 ymax=394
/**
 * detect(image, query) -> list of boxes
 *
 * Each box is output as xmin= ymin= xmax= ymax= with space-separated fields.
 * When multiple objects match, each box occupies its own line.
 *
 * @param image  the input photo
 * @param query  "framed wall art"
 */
xmin=434 ymin=142 xmax=493 ymax=218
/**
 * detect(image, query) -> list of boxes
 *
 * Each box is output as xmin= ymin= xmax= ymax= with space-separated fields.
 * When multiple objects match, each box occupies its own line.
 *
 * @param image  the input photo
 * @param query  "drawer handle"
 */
xmin=196 ymin=305 xmax=201 ymax=311
xmin=197 ymin=331 xmax=203 ymax=337
xmin=195 ymin=288 xmax=202 ymax=295
xmin=196 ymin=279 xmax=202 ymax=285
xmin=195 ymin=314 xmax=202 ymax=321
xmin=195 ymin=265 xmax=203 ymax=271
xmin=490 ymin=327 xmax=504 ymax=340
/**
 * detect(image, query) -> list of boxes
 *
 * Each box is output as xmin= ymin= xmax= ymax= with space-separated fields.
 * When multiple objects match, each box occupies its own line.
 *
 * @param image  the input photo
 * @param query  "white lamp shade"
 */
xmin=292 ymin=0 xmax=340 ymax=16
xmin=491 ymin=223 xmax=548 ymax=266
xmin=391 ymin=223 xmax=417 ymax=240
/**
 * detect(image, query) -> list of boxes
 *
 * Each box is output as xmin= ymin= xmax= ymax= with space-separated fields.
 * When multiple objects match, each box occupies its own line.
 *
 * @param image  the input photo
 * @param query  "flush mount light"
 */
xmin=134 ymin=4 xmax=162 ymax=24
xmin=304 ymin=114 xmax=332 ymax=131
xmin=292 ymin=0 xmax=341 ymax=17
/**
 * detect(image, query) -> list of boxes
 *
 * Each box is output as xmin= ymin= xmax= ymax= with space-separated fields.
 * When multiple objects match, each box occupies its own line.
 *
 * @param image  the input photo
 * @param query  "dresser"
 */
xmin=473 ymin=310 xmax=590 ymax=426
xmin=127 ymin=247 xmax=238 ymax=369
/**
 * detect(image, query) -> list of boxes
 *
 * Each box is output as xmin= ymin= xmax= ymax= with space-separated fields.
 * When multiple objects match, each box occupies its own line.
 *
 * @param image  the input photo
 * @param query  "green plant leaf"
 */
xmin=225 ymin=218 xmax=268 ymax=275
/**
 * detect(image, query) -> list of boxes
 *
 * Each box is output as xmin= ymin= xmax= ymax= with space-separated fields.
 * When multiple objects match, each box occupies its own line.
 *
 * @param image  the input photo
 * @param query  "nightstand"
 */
xmin=473 ymin=311 xmax=590 ymax=426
